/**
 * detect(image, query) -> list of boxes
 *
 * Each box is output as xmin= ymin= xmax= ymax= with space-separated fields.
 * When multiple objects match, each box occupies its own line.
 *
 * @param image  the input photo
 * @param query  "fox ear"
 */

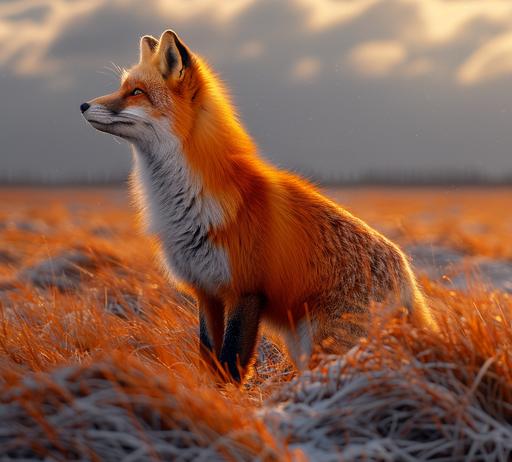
xmin=139 ymin=35 xmax=158 ymax=62
xmin=157 ymin=30 xmax=191 ymax=80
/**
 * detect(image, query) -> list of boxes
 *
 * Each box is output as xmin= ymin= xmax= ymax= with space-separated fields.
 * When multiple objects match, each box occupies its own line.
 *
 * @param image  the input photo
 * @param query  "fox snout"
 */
xmin=80 ymin=92 xmax=160 ymax=145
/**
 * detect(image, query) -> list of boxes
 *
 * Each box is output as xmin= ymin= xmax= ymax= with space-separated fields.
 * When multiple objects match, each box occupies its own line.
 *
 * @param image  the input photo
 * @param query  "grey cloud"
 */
xmin=5 ymin=4 xmax=49 ymax=22
xmin=1 ymin=0 xmax=511 ymax=183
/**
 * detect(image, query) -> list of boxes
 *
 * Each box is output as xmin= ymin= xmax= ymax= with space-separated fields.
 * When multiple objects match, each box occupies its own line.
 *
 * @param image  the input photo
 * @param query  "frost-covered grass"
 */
xmin=0 ymin=187 xmax=511 ymax=461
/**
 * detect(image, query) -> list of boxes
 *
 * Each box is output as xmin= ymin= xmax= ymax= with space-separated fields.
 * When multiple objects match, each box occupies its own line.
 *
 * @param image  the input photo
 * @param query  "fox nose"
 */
xmin=80 ymin=102 xmax=90 ymax=113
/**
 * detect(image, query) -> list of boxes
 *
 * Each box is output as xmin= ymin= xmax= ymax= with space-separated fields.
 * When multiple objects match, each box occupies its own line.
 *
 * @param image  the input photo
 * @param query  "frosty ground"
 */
xmin=0 ymin=186 xmax=511 ymax=461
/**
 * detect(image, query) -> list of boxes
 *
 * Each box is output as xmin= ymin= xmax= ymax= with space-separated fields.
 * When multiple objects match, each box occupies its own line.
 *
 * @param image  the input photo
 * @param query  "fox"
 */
xmin=80 ymin=29 xmax=437 ymax=382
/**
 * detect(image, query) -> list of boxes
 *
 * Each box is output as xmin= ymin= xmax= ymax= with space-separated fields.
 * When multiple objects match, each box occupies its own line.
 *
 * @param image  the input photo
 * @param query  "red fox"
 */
xmin=81 ymin=30 xmax=437 ymax=382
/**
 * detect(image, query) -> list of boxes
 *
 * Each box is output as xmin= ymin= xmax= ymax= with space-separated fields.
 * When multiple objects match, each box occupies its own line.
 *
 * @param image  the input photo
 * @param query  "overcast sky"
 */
xmin=2 ymin=0 xmax=512 ymax=182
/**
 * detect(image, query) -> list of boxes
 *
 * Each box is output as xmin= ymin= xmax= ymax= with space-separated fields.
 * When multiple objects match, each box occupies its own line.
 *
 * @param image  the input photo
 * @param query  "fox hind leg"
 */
xmin=283 ymin=319 xmax=314 ymax=370
xmin=283 ymin=303 xmax=369 ymax=370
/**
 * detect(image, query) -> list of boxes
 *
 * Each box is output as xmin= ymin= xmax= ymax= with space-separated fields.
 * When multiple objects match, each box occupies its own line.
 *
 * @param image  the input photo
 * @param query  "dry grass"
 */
xmin=0 ymin=186 xmax=511 ymax=461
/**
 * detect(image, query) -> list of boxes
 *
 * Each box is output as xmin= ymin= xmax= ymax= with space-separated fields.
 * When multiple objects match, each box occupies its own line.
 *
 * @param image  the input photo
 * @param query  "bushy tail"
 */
xmin=400 ymin=262 xmax=439 ymax=332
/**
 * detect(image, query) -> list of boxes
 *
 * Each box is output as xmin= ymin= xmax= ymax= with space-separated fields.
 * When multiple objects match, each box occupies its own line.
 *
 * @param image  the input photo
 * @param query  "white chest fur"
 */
xmin=130 ymin=132 xmax=231 ymax=293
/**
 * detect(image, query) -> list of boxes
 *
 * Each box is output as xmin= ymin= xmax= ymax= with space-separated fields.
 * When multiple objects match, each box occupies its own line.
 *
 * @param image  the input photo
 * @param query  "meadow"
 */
xmin=0 ymin=186 xmax=511 ymax=461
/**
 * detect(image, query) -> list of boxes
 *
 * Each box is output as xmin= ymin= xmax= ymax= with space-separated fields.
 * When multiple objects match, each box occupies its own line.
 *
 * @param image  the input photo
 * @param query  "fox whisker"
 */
xmin=107 ymin=62 xmax=124 ymax=78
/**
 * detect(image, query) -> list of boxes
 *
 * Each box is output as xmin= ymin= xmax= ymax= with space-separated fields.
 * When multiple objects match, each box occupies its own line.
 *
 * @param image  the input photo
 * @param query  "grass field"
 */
xmin=1 ymin=186 xmax=511 ymax=461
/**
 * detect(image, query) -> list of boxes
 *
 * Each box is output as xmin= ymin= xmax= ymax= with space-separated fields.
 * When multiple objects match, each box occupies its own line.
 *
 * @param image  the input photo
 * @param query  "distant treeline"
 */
xmin=0 ymin=173 xmax=128 ymax=187
xmin=318 ymin=171 xmax=512 ymax=187
xmin=0 ymin=170 xmax=511 ymax=187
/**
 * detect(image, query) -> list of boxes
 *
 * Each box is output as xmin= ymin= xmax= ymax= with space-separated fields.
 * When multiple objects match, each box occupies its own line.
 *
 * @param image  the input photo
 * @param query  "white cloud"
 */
xmin=401 ymin=0 xmax=512 ymax=45
xmin=294 ymin=0 xmax=379 ymax=30
xmin=403 ymin=58 xmax=434 ymax=77
xmin=457 ymin=31 xmax=512 ymax=86
xmin=3 ymin=0 xmax=512 ymax=87
xmin=344 ymin=1 xmax=512 ymax=85
xmin=156 ymin=0 xmax=254 ymax=23
xmin=291 ymin=56 xmax=321 ymax=81
xmin=407 ymin=0 xmax=512 ymax=85
xmin=0 ymin=0 xmax=256 ymax=82
xmin=0 ymin=0 xmax=103 ymax=76
xmin=238 ymin=40 xmax=264 ymax=59
xmin=347 ymin=41 xmax=406 ymax=78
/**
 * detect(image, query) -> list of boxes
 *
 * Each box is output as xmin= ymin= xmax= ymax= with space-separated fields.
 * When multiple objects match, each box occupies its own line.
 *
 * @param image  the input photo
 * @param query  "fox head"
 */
xmin=81 ymin=28 xmax=257 ymax=188
xmin=81 ymin=30 xmax=203 ymax=150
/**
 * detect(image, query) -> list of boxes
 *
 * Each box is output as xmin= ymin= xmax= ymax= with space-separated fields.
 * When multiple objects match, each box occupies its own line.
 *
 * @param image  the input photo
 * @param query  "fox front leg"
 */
xmin=198 ymin=295 xmax=225 ymax=366
xmin=218 ymin=294 xmax=265 ymax=382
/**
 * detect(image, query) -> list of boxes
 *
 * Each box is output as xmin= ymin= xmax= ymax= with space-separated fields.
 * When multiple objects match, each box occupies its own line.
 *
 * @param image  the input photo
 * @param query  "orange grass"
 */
xmin=0 ymin=186 xmax=511 ymax=460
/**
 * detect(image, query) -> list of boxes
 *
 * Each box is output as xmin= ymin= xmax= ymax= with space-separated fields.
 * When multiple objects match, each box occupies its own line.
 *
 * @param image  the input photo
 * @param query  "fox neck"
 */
xmin=176 ymin=62 xmax=267 ymax=221
xmin=130 ymin=122 xmax=231 ymax=291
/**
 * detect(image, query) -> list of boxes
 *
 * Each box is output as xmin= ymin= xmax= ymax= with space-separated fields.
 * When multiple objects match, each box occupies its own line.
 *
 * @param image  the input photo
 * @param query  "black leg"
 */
xmin=218 ymin=294 xmax=264 ymax=382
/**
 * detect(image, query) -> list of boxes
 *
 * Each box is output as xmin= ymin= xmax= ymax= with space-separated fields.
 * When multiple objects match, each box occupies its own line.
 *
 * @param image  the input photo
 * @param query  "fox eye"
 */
xmin=130 ymin=88 xmax=144 ymax=96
